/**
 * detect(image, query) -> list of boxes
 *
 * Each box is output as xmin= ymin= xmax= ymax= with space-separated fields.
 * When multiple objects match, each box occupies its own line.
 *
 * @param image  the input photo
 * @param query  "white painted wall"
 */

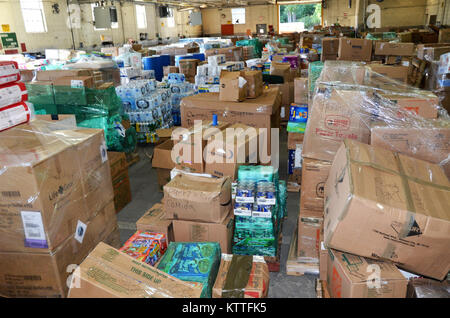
xmin=0 ymin=0 xmax=200 ymax=52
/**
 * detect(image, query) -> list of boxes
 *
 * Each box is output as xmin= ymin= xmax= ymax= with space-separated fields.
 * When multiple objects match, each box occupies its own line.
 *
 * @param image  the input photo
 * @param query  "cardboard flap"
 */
xmin=164 ymin=174 xmax=229 ymax=200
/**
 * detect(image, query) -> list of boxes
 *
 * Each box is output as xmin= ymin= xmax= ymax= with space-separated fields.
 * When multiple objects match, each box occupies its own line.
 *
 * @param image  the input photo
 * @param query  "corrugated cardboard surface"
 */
xmin=376 ymin=92 xmax=439 ymax=119
xmin=163 ymin=174 xmax=232 ymax=223
xmin=338 ymin=38 xmax=373 ymax=62
xmin=172 ymin=211 xmax=234 ymax=253
xmin=325 ymin=140 xmax=450 ymax=280
xmin=136 ymin=203 xmax=174 ymax=243
xmin=374 ymin=42 xmax=415 ymax=56
xmin=0 ymin=201 xmax=117 ymax=298
xmin=68 ymin=242 xmax=203 ymax=298
xmin=327 ymin=249 xmax=408 ymax=298
xmin=368 ymin=64 xmax=409 ymax=83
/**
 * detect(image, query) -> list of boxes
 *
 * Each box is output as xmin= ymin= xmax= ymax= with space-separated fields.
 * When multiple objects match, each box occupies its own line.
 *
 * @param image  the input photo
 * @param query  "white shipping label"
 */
xmin=0 ymin=74 xmax=19 ymax=85
xmin=256 ymin=197 xmax=276 ymax=205
xmin=74 ymin=220 xmax=87 ymax=244
xmin=233 ymin=208 xmax=252 ymax=217
xmin=21 ymin=211 xmax=47 ymax=246
xmin=235 ymin=196 xmax=255 ymax=204
xmin=100 ymin=140 xmax=108 ymax=163
xmin=252 ymin=211 xmax=272 ymax=218
xmin=294 ymin=145 xmax=303 ymax=168
xmin=0 ymin=85 xmax=23 ymax=107
xmin=0 ymin=104 xmax=28 ymax=131
xmin=0 ymin=64 xmax=17 ymax=76
xmin=71 ymin=80 xmax=84 ymax=88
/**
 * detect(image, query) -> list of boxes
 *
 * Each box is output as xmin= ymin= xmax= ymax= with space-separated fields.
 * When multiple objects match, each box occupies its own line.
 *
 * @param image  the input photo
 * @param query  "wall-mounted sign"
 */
xmin=1 ymin=24 xmax=10 ymax=32
xmin=0 ymin=33 xmax=18 ymax=49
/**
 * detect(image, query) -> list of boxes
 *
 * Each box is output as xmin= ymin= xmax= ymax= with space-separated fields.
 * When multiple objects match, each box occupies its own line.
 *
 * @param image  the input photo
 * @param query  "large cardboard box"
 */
xmin=136 ymin=203 xmax=174 ymax=243
xmin=67 ymin=242 xmax=203 ymax=298
xmin=242 ymin=70 xmax=263 ymax=99
xmin=152 ymin=139 xmax=176 ymax=189
xmin=111 ymin=169 xmax=131 ymax=213
xmin=319 ymin=241 xmax=327 ymax=281
xmin=270 ymin=62 xmax=292 ymax=82
xmin=299 ymin=158 xmax=332 ymax=217
xmin=219 ymin=70 xmax=247 ymax=102
xmin=368 ymin=64 xmax=409 ymax=83
xmin=326 ymin=249 xmax=408 ymax=298
xmin=338 ymin=38 xmax=373 ymax=62
xmin=179 ymin=59 xmax=199 ymax=79
xmin=294 ymin=77 xmax=308 ymax=104
xmin=416 ymin=43 xmax=450 ymax=60
xmin=302 ymin=88 xmax=371 ymax=162
xmin=375 ymin=92 xmax=439 ymax=119
xmin=374 ymin=42 xmax=415 ymax=56
xmin=324 ymin=140 xmax=450 ymax=280
xmin=321 ymin=38 xmax=339 ymax=61
xmin=172 ymin=212 xmax=234 ymax=253
xmin=406 ymin=278 xmax=450 ymax=298
xmin=0 ymin=122 xmax=112 ymax=253
xmin=36 ymin=69 xmax=93 ymax=81
xmin=297 ymin=217 xmax=323 ymax=261
xmin=0 ymin=201 xmax=117 ymax=298
xmin=163 ymin=174 xmax=232 ymax=223
xmin=173 ymin=121 xmax=229 ymax=173
xmin=180 ymin=88 xmax=282 ymax=156
xmin=370 ymin=121 xmax=450 ymax=178
xmin=212 ymin=254 xmax=270 ymax=298
xmin=108 ymin=151 xmax=128 ymax=180
xmin=163 ymin=66 xmax=179 ymax=77
xmin=287 ymin=132 xmax=304 ymax=150
xmin=422 ymin=46 xmax=450 ymax=61
xmin=204 ymin=123 xmax=258 ymax=180
xmin=53 ymin=76 xmax=95 ymax=89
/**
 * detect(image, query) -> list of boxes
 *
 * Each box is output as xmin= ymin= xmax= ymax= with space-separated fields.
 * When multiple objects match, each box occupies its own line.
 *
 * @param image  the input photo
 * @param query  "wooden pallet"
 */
xmin=315 ymin=279 xmax=331 ymax=298
xmin=286 ymin=225 xmax=319 ymax=276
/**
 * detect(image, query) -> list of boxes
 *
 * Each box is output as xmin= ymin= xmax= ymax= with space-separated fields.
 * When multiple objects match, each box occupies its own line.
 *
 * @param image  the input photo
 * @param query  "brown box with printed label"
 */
xmin=338 ymin=38 xmax=373 ymax=62
xmin=326 ymin=249 xmax=408 ymax=298
xmin=324 ymin=140 xmax=450 ymax=280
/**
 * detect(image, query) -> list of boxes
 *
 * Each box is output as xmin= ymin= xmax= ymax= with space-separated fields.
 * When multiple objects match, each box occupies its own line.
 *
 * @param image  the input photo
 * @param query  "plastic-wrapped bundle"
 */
xmin=0 ymin=101 xmax=35 ymax=132
xmin=0 ymin=82 xmax=28 ymax=107
xmin=0 ymin=61 xmax=21 ymax=85
xmin=207 ymin=54 xmax=226 ymax=66
xmin=307 ymin=61 xmax=324 ymax=98
xmin=157 ymin=242 xmax=221 ymax=298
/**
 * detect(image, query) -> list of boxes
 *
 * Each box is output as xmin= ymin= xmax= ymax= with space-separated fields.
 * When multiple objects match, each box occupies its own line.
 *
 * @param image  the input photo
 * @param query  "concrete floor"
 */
xmin=116 ymin=128 xmax=317 ymax=298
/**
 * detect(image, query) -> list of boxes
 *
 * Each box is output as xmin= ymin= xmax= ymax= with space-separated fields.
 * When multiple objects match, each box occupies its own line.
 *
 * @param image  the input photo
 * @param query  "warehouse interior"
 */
xmin=0 ymin=0 xmax=449 ymax=300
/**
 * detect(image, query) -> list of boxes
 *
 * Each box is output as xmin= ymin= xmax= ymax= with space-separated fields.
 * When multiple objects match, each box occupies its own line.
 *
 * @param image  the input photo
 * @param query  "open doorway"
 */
xmin=279 ymin=2 xmax=322 ymax=33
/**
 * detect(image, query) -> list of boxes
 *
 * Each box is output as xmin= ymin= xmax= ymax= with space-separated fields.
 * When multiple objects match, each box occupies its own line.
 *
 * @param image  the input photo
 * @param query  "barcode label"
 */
xmin=20 ymin=211 xmax=46 ymax=242
xmin=2 ymin=191 xmax=20 ymax=198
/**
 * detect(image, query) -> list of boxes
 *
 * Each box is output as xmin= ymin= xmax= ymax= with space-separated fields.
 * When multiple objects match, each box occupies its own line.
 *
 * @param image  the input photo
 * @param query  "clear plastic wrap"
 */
xmin=407 ymin=277 xmax=450 ymax=298
xmin=0 ymin=119 xmax=119 ymax=297
xmin=303 ymin=60 xmax=450 ymax=175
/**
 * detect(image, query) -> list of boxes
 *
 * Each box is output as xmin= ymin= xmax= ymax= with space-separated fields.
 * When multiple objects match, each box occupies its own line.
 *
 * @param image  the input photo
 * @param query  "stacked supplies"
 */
xmin=119 ymin=230 xmax=167 ymax=266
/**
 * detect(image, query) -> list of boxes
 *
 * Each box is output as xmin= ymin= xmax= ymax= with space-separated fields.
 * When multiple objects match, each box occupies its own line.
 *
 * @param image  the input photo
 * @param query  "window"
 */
xmin=136 ymin=5 xmax=147 ymax=29
xmin=20 ymin=0 xmax=47 ymax=33
xmin=231 ymin=8 xmax=245 ymax=24
xmin=91 ymin=4 xmax=118 ymax=30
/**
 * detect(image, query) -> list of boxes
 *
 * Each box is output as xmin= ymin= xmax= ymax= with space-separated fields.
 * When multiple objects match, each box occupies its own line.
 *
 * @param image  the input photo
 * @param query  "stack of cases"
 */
xmin=232 ymin=166 xmax=287 ymax=257
xmin=0 ymin=61 xmax=33 ymax=131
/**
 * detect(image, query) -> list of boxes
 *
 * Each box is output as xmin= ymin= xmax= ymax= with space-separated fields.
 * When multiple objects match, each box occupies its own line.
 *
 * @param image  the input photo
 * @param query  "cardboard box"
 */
xmin=321 ymin=38 xmax=339 ymax=61
xmin=152 ymin=139 xmax=176 ymax=188
xmin=287 ymin=132 xmax=304 ymax=150
xmin=242 ymin=70 xmax=263 ymax=99
xmin=212 ymin=254 xmax=270 ymax=298
xmin=294 ymin=77 xmax=308 ymax=104
xmin=374 ymin=42 xmax=415 ymax=56
xmin=101 ymin=47 xmax=120 ymax=57
xmin=35 ymin=114 xmax=77 ymax=129
xmin=326 ymin=249 xmax=408 ymax=298
xmin=108 ymin=151 xmax=128 ymax=179
xmin=324 ymin=140 xmax=450 ymax=280
xmin=111 ymin=169 xmax=131 ymax=213
xmin=297 ymin=217 xmax=323 ymax=262
xmin=270 ymin=62 xmax=292 ymax=82
xmin=53 ymin=76 xmax=94 ymax=88
xmin=370 ymin=121 xmax=450 ymax=178
xmin=67 ymin=242 xmax=203 ymax=298
xmin=0 ymin=122 xmax=111 ymax=253
xmin=19 ymin=69 xmax=34 ymax=82
xmin=136 ymin=203 xmax=174 ymax=243
xmin=180 ymin=88 xmax=281 ymax=157
xmin=0 ymin=201 xmax=117 ymax=298
xmin=179 ymin=59 xmax=199 ymax=78
xmin=36 ymin=69 xmax=93 ymax=81
xmin=173 ymin=121 xmax=229 ymax=173
xmin=439 ymin=29 xmax=450 ymax=43
xmin=422 ymin=46 xmax=450 ymax=61
xmin=302 ymin=88 xmax=371 ymax=162
xmin=368 ymin=64 xmax=409 ymax=83
xmin=163 ymin=174 xmax=232 ymax=223
xmin=163 ymin=66 xmax=179 ymax=76
xmin=376 ymin=92 xmax=439 ymax=119
xmin=172 ymin=212 xmax=234 ymax=253
xmin=204 ymin=123 xmax=258 ymax=180
xmin=319 ymin=241 xmax=327 ymax=281
xmin=299 ymin=158 xmax=332 ymax=217
xmin=416 ymin=43 xmax=450 ymax=60
xmin=272 ymin=81 xmax=294 ymax=107
xmin=338 ymin=38 xmax=373 ymax=62
xmin=406 ymin=278 xmax=450 ymax=298
xmin=219 ymin=71 xmax=247 ymax=102
xmin=320 ymin=61 xmax=366 ymax=85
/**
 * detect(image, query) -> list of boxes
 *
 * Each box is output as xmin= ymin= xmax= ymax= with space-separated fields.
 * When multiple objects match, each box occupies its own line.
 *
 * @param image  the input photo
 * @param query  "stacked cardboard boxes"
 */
xmin=0 ymin=120 xmax=118 ymax=297
xmin=108 ymin=151 xmax=132 ymax=213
